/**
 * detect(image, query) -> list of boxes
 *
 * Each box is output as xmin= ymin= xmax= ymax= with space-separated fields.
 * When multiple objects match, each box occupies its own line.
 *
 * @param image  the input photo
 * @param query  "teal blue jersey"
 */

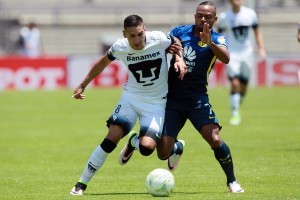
xmin=169 ymin=25 xmax=227 ymax=98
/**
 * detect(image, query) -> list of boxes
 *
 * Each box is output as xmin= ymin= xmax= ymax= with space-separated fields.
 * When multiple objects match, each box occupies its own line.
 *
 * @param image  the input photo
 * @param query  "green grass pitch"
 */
xmin=0 ymin=87 xmax=299 ymax=199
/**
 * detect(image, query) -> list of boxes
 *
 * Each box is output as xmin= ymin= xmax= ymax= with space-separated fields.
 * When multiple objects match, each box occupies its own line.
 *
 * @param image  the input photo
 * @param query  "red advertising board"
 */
xmin=0 ymin=55 xmax=299 ymax=90
xmin=0 ymin=56 xmax=67 ymax=90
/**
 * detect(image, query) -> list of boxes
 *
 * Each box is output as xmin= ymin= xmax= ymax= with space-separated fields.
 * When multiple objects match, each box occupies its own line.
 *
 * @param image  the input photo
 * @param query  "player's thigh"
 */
xmin=226 ymin=53 xmax=242 ymax=78
xmin=138 ymin=100 xmax=166 ymax=141
xmin=188 ymin=102 xmax=220 ymax=134
xmin=240 ymin=55 xmax=253 ymax=83
xmin=106 ymin=97 xmax=138 ymax=137
xmin=163 ymin=106 xmax=187 ymax=140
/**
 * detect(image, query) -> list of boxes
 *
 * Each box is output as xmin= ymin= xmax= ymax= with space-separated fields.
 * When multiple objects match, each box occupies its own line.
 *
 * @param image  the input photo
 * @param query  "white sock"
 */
xmin=131 ymin=134 xmax=140 ymax=152
xmin=230 ymin=93 xmax=240 ymax=116
xmin=79 ymin=145 xmax=108 ymax=184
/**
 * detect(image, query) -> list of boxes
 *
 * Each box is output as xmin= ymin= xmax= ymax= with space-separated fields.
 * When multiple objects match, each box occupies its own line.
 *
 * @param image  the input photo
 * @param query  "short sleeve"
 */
xmin=217 ymin=12 xmax=227 ymax=30
xmin=152 ymin=31 xmax=173 ymax=49
xmin=107 ymin=45 xmax=116 ymax=61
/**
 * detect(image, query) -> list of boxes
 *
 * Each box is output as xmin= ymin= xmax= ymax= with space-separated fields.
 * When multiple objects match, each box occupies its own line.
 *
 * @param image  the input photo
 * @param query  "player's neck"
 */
xmin=232 ymin=6 xmax=241 ymax=13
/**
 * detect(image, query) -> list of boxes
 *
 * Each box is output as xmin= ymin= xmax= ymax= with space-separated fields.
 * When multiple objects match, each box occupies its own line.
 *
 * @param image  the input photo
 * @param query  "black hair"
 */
xmin=197 ymin=1 xmax=217 ymax=13
xmin=123 ymin=15 xmax=144 ymax=29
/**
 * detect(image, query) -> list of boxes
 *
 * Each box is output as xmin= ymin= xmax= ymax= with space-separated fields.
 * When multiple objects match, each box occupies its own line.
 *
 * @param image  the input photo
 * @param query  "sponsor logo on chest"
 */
xmin=127 ymin=51 xmax=161 ymax=61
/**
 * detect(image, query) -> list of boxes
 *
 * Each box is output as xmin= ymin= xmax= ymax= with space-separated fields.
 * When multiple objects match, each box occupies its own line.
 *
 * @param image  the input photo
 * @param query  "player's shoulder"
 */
xmin=241 ymin=6 xmax=257 ymax=16
xmin=147 ymin=31 xmax=171 ymax=41
xmin=218 ymin=11 xmax=227 ymax=19
xmin=211 ymin=30 xmax=226 ymax=46
xmin=170 ymin=25 xmax=193 ymax=36
xmin=172 ymin=25 xmax=193 ymax=32
xmin=212 ymin=30 xmax=224 ymax=37
xmin=219 ymin=9 xmax=233 ymax=18
xmin=110 ymin=38 xmax=128 ymax=53
xmin=147 ymin=30 xmax=169 ymax=37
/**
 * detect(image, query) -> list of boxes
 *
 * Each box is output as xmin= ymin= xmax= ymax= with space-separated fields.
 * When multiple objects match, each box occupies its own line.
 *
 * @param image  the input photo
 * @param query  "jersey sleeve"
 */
xmin=251 ymin=9 xmax=259 ymax=28
xmin=107 ymin=39 xmax=124 ymax=61
xmin=169 ymin=26 xmax=184 ymax=39
xmin=212 ymin=32 xmax=227 ymax=48
xmin=169 ymin=26 xmax=179 ymax=37
xmin=107 ymin=46 xmax=117 ymax=61
xmin=153 ymin=31 xmax=174 ymax=49
xmin=217 ymin=12 xmax=227 ymax=32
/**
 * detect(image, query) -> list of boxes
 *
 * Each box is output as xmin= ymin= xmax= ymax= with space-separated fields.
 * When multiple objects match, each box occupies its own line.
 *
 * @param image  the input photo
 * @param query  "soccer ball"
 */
xmin=145 ymin=168 xmax=175 ymax=197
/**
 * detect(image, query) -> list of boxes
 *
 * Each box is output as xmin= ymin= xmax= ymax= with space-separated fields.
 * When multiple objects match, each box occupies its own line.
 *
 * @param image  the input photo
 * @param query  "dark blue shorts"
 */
xmin=163 ymin=94 xmax=220 ymax=139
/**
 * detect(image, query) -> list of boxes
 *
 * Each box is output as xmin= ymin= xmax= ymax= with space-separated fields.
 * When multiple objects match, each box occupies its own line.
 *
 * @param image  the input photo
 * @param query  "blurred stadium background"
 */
xmin=0 ymin=0 xmax=299 ymax=90
xmin=1 ymin=2 xmax=299 ymax=198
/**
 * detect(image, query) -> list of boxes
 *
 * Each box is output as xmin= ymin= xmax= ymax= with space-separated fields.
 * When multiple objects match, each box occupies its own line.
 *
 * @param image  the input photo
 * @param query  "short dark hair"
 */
xmin=124 ymin=15 xmax=144 ymax=29
xmin=197 ymin=1 xmax=217 ymax=14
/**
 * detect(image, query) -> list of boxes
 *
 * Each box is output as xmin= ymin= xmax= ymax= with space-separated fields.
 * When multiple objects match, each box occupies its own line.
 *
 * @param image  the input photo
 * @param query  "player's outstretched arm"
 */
xmin=72 ymin=54 xmax=111 ymax=99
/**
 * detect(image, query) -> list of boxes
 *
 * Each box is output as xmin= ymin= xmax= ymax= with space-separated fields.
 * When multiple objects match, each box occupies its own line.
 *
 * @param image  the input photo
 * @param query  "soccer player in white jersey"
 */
xmin=69 ymin=15 xmax=187 ymax=195
xmin=217 ymin=0 xmax=266 ymax=125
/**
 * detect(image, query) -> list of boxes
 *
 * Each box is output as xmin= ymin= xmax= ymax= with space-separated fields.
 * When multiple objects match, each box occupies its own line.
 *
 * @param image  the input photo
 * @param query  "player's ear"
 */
xmin=122 ymin=30 xmax=126 ymax=38
xmin=214 ymin=16 xmax=218 ymax=23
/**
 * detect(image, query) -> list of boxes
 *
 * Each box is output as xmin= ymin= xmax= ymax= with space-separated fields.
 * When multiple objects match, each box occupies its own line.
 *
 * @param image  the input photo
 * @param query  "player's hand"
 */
xmin=259 ymin=49 xmax=267 ymax=61
xmin=174 ymin=59 xmax=187 ymax=80
xmin=200 ymin=23 xmax=212 ymax=45
xmin=72 ymin=85 xmax=86 ymax=100
xmin=168 ymin=43 xmax=183 ymax=55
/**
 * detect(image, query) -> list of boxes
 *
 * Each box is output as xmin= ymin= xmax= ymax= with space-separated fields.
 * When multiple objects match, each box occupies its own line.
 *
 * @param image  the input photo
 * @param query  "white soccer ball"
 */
xmin=145 ymin=168 xmax=175 ymax=197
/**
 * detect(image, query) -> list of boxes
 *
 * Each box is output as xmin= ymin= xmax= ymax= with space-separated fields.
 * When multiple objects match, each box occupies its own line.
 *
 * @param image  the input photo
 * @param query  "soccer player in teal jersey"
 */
xmin=157 ymin=1 xmax=244 ymax=193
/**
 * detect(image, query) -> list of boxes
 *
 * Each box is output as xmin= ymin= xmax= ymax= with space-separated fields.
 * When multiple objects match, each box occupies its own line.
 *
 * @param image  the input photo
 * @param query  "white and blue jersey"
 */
xmin=106 ymin=31 xmax=174 ymax=138
xmin=107 ymin=31 xmax=173 ymax=102
xmin=217 ymin=6 xmax=258 ymax=54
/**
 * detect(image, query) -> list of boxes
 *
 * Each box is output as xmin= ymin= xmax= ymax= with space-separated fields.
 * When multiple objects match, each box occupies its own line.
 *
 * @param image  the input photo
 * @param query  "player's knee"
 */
xmin=209 ymin=129 xmax=222 ymax=148
xmin=156 ymin=148 xmax=170 ymax=160
xmin=100 ymin=138 xmax=117 ymax=153
xmin=157 ymin=153 xmax=169 ymax=160
xmin=139 ymin=144 xmax=154 ymax=156
xmin=210 ymin=136 xmax=222 ymax=148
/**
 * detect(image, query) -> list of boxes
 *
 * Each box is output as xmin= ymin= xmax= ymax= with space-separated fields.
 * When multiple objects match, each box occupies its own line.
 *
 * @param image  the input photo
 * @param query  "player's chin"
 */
xmin=133 ymin=44 xmax=144 ymax=50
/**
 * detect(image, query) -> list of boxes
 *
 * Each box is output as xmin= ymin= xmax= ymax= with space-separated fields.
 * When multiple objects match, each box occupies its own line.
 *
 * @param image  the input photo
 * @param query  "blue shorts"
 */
xmin=163 ymin=94 xmax=220 ymax=139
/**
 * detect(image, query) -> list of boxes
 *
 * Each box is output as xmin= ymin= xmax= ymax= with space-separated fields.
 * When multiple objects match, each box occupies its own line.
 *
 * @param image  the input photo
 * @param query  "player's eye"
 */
xmin=196 ymin=14 xmax=213 ymax=20
xmin=138 ymin=32 xmax=144 ymax=37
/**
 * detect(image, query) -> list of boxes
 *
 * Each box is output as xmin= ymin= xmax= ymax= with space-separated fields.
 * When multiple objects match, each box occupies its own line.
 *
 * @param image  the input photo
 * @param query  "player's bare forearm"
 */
xmin=254 ymin=28 xmax=267 ymax=59
xmin=209 ymin=43 xmax=230 ymax=64
xmin=168 ymin=37 xmax=186 ymax=79
xmin=81 ymin=55 xmax=110 ymax=87
xmin=174 ymin=54 xmax=187 ymax=80
xmin=72 ymin=54 xmax=111 ymax=99
xmin=168 ymin=37 xmax=183 ymax=58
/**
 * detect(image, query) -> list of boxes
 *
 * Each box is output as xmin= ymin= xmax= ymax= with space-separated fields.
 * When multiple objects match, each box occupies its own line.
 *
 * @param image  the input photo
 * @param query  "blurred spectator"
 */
xmin=217 ymin=0 xmax=267 ymax=125
xmin=17 ymin=22 xmax=43 ymax=57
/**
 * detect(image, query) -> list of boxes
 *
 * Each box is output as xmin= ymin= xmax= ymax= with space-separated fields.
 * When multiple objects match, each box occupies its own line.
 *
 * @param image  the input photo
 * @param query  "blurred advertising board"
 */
xmin=0 ymin=55 xmax=299 ymax=90
xmin=0 ymin=56 xmax=67 ymax=90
